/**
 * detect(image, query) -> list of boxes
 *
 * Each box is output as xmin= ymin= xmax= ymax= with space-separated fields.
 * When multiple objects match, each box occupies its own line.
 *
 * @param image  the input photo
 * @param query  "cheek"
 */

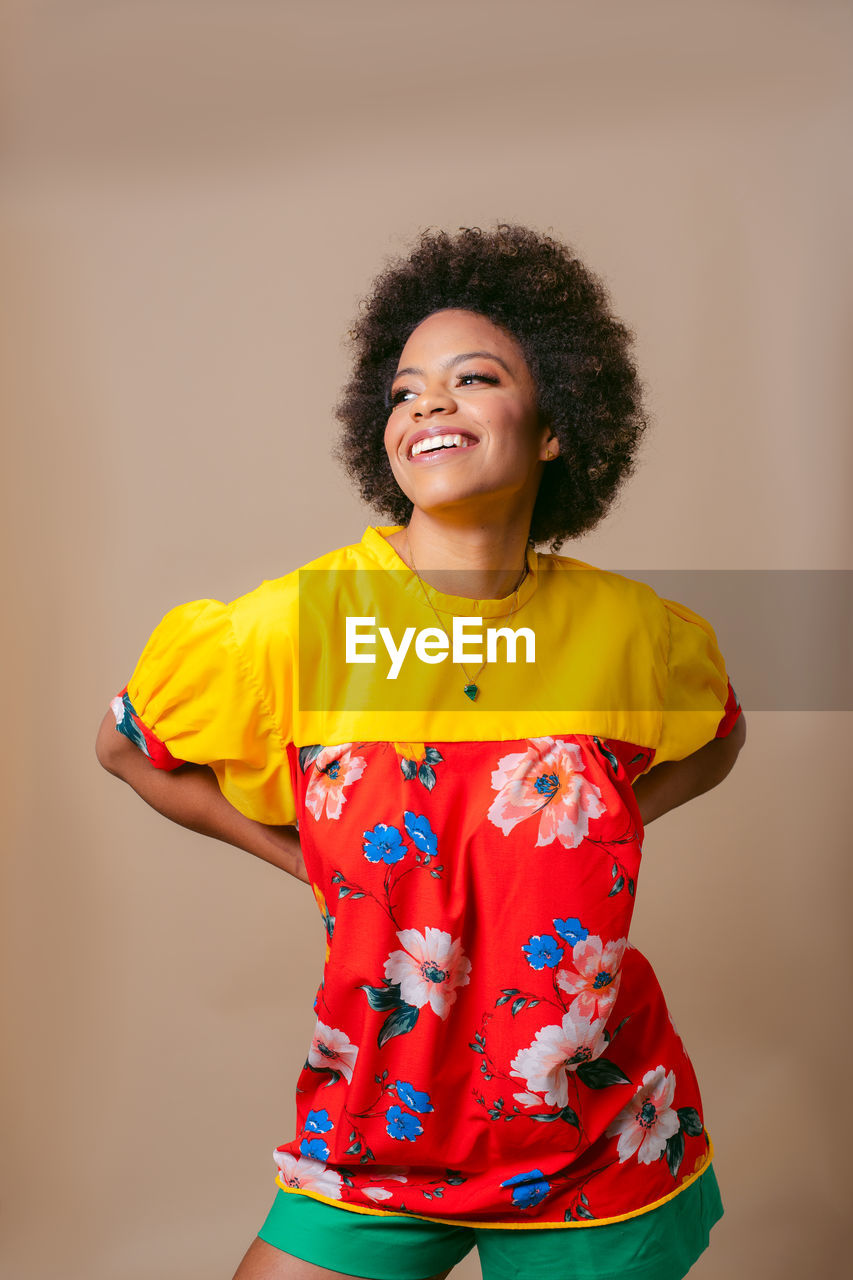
xmin=384 ymin=420 xmax=409 ymax=475
xmin=383 ymin=420 xmax=398 ymax=461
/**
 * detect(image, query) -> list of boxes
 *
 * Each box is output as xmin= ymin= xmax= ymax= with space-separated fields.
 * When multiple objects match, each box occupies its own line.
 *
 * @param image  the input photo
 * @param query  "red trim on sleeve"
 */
xmin=118 ymin=686 xmax=185 ymax=771
xmin=715 ymin=680 xmax=742 ymax=738
xmin=135 ymin=718 xmax=185 ymax=770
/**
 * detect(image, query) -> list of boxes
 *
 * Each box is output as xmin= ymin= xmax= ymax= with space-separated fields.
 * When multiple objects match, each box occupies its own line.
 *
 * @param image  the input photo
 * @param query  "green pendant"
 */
xmin=463 ymin=683 xmax=479 ymax=701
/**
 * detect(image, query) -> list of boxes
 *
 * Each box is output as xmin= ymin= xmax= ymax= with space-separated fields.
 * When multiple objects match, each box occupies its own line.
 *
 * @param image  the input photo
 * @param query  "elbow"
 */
xmin=96 ymin=711 xmax=125 ymax=775
xmin=716 ymin=711 xmax=746 ymax=783
xmin=730 ymin=710 xmax=747 ymax=754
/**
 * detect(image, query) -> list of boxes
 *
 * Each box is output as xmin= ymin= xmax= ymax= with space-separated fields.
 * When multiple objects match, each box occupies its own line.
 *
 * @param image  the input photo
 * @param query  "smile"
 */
xmin=408 ymin=433 xmax=478 ymax=460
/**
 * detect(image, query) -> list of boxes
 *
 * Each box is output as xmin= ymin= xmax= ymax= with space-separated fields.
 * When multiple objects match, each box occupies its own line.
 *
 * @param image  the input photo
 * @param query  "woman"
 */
xmin=97 ymin=226 xmax=745 ymax=1280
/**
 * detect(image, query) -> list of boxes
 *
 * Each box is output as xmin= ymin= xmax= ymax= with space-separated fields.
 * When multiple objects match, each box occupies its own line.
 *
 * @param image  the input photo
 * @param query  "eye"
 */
xmin=388 ymin=369 xmax=500 ymax=408
xmin=389 ymin=385 xmax=417 ymax=407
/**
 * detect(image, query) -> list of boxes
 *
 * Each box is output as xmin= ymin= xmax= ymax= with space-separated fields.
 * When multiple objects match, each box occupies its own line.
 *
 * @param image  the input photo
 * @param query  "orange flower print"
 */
xmin=312 ymin=884 xmax=334 ymax=962
xmin=556 ymin=935 xmax=627 ymax=1018
xmin=488 ymin=738 xmax=605 ymax=848
xmin=305 ymin=744 xmax=367 ymax=821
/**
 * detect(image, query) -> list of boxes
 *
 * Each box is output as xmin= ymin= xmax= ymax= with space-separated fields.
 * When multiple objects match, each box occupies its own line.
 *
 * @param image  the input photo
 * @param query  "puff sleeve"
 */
xmin=655 ymin=597 xmax=741 ymax=765
xmin=112 ymin=595 xmax=296 ymax=825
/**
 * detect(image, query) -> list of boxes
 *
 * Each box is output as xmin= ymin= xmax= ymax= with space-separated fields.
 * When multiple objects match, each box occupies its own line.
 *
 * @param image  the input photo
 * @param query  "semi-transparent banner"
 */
xmin=296 ymin=569 xmax=852 ymax=713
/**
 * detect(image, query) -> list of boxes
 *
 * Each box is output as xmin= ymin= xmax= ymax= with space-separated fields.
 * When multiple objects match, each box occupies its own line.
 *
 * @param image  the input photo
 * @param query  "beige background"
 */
xmin=2 ymin=2 xmax=851 ymax=1277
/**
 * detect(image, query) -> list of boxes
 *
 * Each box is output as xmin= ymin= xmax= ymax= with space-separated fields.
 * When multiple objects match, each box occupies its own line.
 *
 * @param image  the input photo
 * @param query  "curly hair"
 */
xmin=334 ymin=225 xmax=647 ymax=549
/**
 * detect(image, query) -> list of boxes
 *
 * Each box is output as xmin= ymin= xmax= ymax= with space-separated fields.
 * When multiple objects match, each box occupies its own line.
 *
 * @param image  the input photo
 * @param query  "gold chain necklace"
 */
xmin=403 ymin=530 xmax=529 ymax=702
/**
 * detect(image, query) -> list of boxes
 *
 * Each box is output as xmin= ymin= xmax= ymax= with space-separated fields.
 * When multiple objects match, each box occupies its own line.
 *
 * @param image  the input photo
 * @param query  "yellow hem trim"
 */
xmin=274 ymin=1137 xmax=715 ymax=1230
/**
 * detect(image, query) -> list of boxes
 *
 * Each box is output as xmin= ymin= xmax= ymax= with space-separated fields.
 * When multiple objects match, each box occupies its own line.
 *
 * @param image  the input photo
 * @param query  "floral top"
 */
xmin=114 ymin=525 xmax=740 ymax=1228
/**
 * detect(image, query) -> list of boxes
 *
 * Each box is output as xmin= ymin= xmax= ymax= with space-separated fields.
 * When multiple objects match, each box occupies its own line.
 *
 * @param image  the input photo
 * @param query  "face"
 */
xmin=383 ymin=309 xmax=557 ymax=521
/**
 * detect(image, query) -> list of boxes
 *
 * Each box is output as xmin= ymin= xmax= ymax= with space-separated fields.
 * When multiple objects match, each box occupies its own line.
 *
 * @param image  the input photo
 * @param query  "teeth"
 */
xmin=411 ymin=434 xmax=470 ymax=457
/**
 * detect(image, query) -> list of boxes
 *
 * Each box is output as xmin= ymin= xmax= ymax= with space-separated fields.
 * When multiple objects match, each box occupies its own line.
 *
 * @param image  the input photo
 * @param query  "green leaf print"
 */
xmin=298 ymin=744 xmax=324 ymax=772
xmin=665 ymin=1130 xmax=685 ymax=1178
xmin=377 ymin=1003 xmax=420 ymax=1049
xmin=116 ymin=702 xmax=149 ymax=756
xmin=361 ymin=982 xmax=403 ymax=1011
xmin=677 ymin=1106 xmax=704 ymax=1137
xmin=576 ymin=1058 xmax=632 ymax=1089
xmin=418 ymin=764 xmax=437 ymax=790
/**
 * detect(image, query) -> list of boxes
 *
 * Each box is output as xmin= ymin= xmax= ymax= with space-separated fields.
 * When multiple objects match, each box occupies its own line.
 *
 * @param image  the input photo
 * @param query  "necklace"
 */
xmin=403 ymin=530 xmax=529 ymax=702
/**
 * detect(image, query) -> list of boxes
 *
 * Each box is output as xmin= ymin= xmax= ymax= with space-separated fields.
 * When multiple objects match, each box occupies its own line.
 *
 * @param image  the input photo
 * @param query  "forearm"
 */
xmin=96 ymin=712 xmax=308 ymax=882
xmin=633 ymin=714 xmax=746 ymax=827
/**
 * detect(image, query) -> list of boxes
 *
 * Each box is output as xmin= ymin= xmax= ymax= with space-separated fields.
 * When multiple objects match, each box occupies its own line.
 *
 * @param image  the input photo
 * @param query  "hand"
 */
xmin=258 ymin=824 xmax=309 ymax=883
xmin=632 ymin=714 xmax=746 ymax=827
xmin=97 ymin=710 xmax=309 ymax=882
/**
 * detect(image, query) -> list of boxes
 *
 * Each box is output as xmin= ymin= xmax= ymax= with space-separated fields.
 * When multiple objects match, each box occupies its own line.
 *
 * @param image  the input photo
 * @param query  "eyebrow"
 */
xmin=393 ymin=350 xmax=512 ymax=380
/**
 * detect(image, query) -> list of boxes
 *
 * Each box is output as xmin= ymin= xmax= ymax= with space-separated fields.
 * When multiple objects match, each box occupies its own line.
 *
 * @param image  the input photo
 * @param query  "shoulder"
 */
xmin=538 ymin=555 xmax=722 ymax=655
xmin=227 ymin=536 xmax=370 ymax=645
xmin=537 ymin=552 xmax=668 ymax=631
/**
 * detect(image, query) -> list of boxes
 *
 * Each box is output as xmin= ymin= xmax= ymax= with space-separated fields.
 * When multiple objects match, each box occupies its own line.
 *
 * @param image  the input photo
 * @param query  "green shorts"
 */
xmin=258 ymin=1165 xmax=723 ymax=1280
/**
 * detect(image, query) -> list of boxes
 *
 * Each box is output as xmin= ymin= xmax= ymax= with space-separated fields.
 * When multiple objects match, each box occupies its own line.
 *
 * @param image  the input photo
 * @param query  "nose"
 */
xmin=410 ymin=385 xmax=456 ymax=419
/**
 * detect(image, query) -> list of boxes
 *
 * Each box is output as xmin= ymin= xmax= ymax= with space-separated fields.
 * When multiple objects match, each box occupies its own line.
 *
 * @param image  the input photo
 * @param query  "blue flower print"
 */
xmin=501 ymin=1169 xmax=552 ymax=1209
xmin=522 ymin=934 xmax=563 ymax=970
xmin=385 ymin=1105 xmax=424 ymax=1142
xmin=395 ymin=1081 xmax=434 ymax=1114
xmin=304 ymin=1108 xmax=334 ymax=1134
xmin=300 ymin=1136 xmax=330 ymax=1161
xmin=363 ymin=824 xmax=407 ymax=865
xmin=403 ymin=812 xmax=438 ymax=858
xmin=554 ymin=917 xmax=589 ymax=947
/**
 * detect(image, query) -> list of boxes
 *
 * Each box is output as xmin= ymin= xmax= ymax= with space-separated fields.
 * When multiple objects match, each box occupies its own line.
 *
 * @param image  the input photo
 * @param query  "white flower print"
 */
xmin=488 ymin=738 xmax=605 ymax=848
xmin=556 ymin=935 xmax=627 ymax=1018
xmin=384 ymin=927 xmax=472 ymax=1019
xmin=305 ymin=744 xmax=367 ymax=821
xmin=363 ymin=1172 xmax=408 ymax=1201
xmin=307 ymin=1021 xmax=359 ymax=1082
xmin=274 ymin=1150 xmax=343 ymax=1199
xmin=606 ymin=1066 xmax=680 ymax=1164
xmin=510 ymin=1006 xmax=609 ymax=1108
xmin=512 ymin=1090 xmax=545 ymax=1108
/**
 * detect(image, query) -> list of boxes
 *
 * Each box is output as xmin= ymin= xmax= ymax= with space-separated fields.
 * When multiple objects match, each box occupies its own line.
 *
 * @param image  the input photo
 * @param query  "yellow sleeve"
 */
xmin=124 ymin=596 xmax=296 ymax=825
xmin=655 ymin=597 xmax=732 ymax=765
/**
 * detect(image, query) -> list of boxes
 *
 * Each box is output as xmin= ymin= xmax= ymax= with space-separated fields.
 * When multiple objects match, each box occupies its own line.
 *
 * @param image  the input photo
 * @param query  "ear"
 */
xmin=540 ymin=432 xmax=560 ymax=462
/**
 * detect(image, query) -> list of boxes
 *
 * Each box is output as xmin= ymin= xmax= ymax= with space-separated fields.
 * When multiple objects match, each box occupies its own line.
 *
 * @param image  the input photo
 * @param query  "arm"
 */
xmin=632 ymin=712 xmax=746 ymax=827
xmin=95 ymin=710 xmax=308 ymax=883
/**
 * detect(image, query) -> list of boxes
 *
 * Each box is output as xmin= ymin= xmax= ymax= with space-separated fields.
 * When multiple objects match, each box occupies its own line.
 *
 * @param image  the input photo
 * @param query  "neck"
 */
xmin=389 ymin=510 xmax=533 ymax=599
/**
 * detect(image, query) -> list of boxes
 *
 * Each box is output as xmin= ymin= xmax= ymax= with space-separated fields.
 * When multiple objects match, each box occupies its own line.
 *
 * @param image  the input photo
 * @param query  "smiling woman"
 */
xmin=382 ymin=310 xmax=552 ymax=564
xmin=335 ymin=225 xmax=646 ymax=552
xmin=97 ymin=225 xmax=744 ymax=1280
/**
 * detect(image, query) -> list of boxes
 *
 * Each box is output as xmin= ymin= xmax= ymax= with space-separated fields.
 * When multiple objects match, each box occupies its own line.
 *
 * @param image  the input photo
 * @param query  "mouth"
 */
xmin=407 ymin=431 xmax=479 ymax=462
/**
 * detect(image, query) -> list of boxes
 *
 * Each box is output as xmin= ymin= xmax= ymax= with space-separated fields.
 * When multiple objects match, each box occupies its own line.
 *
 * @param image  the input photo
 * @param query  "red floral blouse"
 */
xmin=114 ymin=526 xmax=741 ymax=1228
